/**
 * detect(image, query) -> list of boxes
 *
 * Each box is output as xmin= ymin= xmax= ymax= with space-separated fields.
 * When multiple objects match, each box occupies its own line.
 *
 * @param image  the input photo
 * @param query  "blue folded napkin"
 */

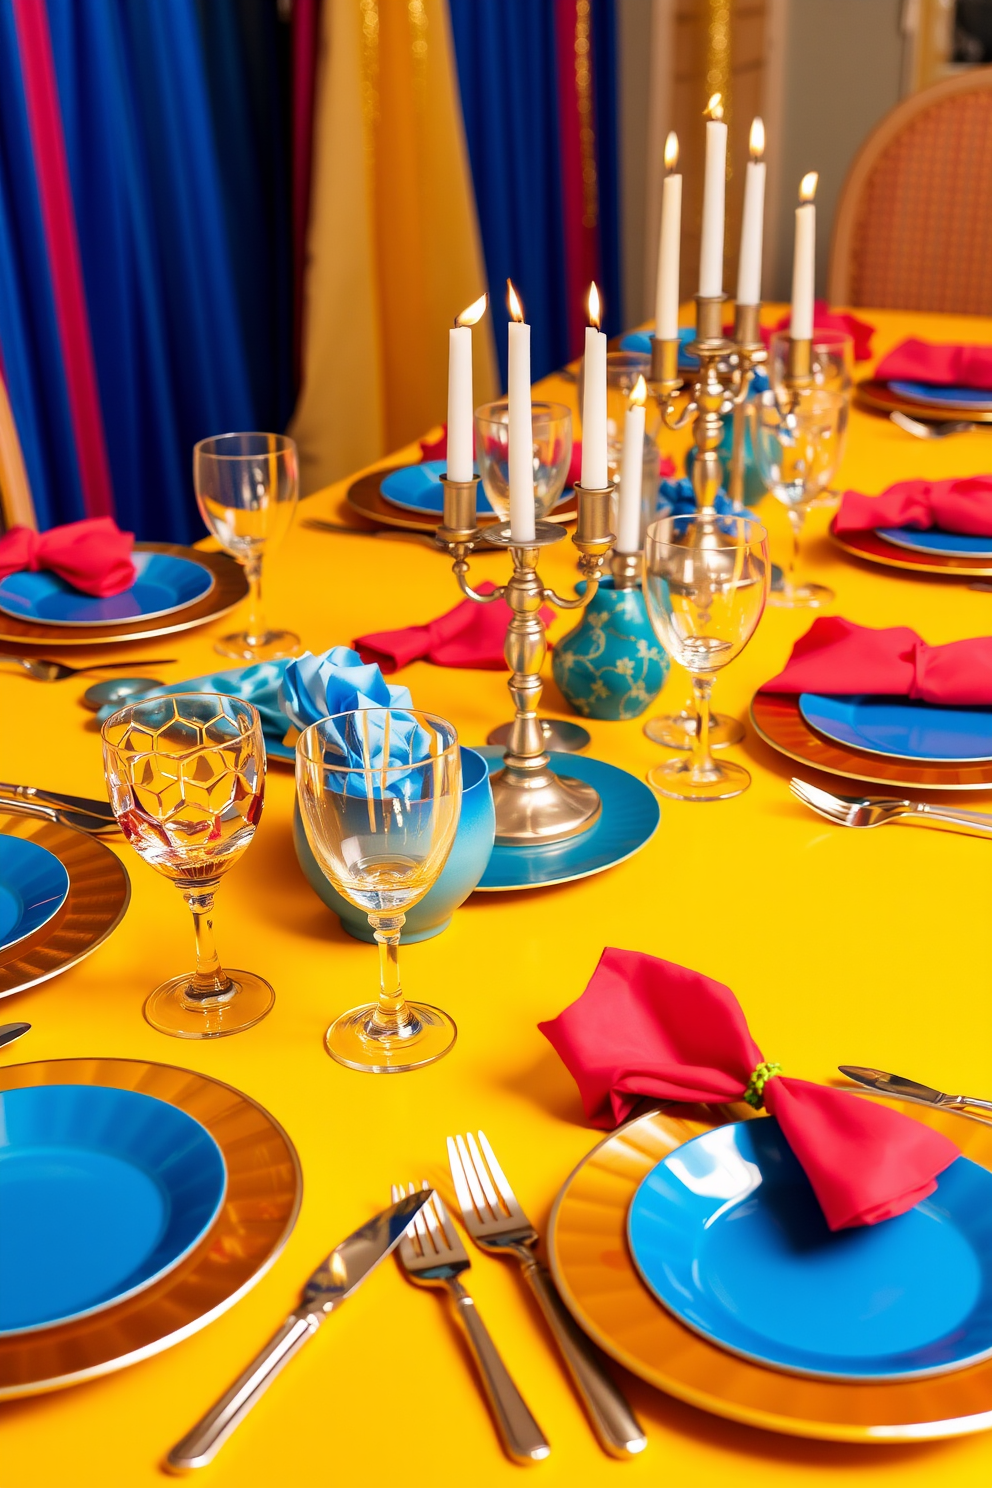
xmin=658 ymin=478 xmax=735 ymax=517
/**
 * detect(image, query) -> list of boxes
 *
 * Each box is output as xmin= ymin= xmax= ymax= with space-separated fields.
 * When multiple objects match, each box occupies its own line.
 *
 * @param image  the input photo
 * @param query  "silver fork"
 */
xmin=391 ymin=1182 xmax=549 ymax=1464
xmin=447 ymin=1132 xmax=646 ymax=1459
xmin=889 ymin=411 xmax=978 ymax=439
xmin=790 ymin=777 xmax=992 ymax=839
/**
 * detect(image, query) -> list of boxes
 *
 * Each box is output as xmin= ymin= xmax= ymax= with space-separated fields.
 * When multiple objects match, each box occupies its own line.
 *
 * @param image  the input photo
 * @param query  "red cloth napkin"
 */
xmin=0 ymin=517 xmax=135 ymax=597
xmin=539 ymin=948 xmax=958 ymax=1230
xmin=767 ymin=302 xmax=875 ymax=361
xmin=875 ymin=338 xmax=992 ymax=391
xmin=836 ymin=475 xmax=992 ymax=537
xmin=354 ymin=582 xmax=553 ymax=672
xmin=761 ymin=616 xmax=992 ymax=705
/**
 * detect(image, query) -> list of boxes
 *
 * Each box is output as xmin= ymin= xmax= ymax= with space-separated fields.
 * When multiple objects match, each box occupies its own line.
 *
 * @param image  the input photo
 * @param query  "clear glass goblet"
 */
xmin=768 ymin=332 xmax=853 ymax=510
xmin=102 ymin=693 xmax=273 ymax=1038
xmin=643 ymin=513 xmax=769 ymax=801
xmin=296 ymin=708 xmax=462 ymax=1074
xmin=751 ymin=389 xmax=847 ymax=608
xmin=475 ymin=401 xmax=572 ymax=523
xmin=194 ymin=431 xmax=300 ymax=662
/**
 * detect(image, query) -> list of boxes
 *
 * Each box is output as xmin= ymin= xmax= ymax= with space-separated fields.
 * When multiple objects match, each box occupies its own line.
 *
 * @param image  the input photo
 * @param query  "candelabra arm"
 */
xmin=541 ymin=573 xmax=601 ymax=612
xmin=451 ymin=557 xmax=505 ymax=605
xmin=660 ymin=394 xmax=697 ymax=432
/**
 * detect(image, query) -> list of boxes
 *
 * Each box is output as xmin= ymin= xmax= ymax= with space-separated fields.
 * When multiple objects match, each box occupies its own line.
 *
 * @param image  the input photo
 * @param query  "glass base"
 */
xmin=214 ymin=628 xmax=301 ymax=662
xmin=486 ymin=719 xmax=590 ymax=753
xmin=144 ymin=969 xmax=274 ymax=1039
xmin=643 ymin=710 xmax=744 ymax=750
xmin=648 ymin=757 xmax=751 ymax=802
xmin=767 ymin=582 xmax=834 ymax=609
xmin=325 ymin=1001 xmax=457 ymax=1073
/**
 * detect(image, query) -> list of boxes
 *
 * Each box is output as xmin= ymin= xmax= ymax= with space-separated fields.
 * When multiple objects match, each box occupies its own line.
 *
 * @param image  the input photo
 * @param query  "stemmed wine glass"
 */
xmin=474 ymin=401 xmax=572 ymax=522
xmin=195 ymin=432 xmax=300 ymax=661
xmin=296 ymin=708 xmax=462 ymax=1073
xmin=751 ymin=389 xmax=847 ymax=608
xmin=102 ymin=693 xmax=273 ymax=1038
xmin=642 ymin=513 xmax=769 ymax=802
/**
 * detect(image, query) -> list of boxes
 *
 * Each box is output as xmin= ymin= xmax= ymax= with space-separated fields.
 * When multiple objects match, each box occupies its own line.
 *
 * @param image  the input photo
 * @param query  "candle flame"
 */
xmin=704 ymin=93 xmax=724 ymax=122
xmin=799 ymin=171 xmax=818 ymax=203
xmin=455 ymin=292 xmax=488 ymax=328
xmin=664 ymin=131 xmax=679 ymax=172
xmin=749 ymin=118 xmax=765 ymax=161
xmin=629 ymin=374 xmax=647 ymax=408
xmin=506 ymin=279 xmax=524 ymax=323
xmin=587 ymin=281 xmax=601 ymax=330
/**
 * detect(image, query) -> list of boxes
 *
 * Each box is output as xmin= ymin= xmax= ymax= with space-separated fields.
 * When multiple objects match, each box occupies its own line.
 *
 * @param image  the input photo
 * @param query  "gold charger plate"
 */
xmin=750 ymin=690 xmax=992 ymax=791
xmin=0 ymin=814 xmax=130 ymax=997
xmin=855 ymin=378 xmax=992 ymax=423
xmin=0 ymin=543 xmax=248 ymax=648
xmin=548 ymin=1100 xmax=992 ymax=1442
xmin=829 ymin=517 xmax=992 ymax=578
xmin=0 ymin=1057 xmax=302 ymax=1398
xmin=346 ymin=469 xmax=579 ymax=533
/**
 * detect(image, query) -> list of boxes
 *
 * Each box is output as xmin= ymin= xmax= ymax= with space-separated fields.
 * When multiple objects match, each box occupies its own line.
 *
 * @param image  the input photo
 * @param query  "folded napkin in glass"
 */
xmin=140 ymin=646 xmax=412 ymax=750
xmin=836 ymin=476 xmax=992 ymax=537
xmin=539 ymin=948 xmax=958 ymax=1231
xmin=762 ymin=616 xmax=992 ymax=706
xmin=875 ymin=338 xmax=992 ymax=391
xmin=355 ymin=581 xmax=553 ymax=673
xmin=0 ymin=517 xmax=135 ymax=597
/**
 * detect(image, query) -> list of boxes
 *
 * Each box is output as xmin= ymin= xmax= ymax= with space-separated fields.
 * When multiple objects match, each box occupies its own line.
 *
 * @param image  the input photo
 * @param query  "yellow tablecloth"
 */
xmin=4 ymin=308 xmax=992 ymax=1487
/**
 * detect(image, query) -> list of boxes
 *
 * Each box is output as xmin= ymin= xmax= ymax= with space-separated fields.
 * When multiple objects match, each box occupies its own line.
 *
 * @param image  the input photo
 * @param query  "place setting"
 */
xmin=856 ymin=336 xmax=992 ymax=428
xmin=830 ymin=471 xmax=992 ymax=577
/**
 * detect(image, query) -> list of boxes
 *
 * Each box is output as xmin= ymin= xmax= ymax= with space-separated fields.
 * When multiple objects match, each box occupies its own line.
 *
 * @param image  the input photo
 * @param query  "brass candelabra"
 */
xmin=436 ymin=479 xmax=614 ymax=846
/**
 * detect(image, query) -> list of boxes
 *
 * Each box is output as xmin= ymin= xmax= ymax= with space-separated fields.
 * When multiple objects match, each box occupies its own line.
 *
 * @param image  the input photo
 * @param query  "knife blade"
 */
xmin=0 ymin=783 xmax=116 ymax=822
xmin=166 ymin=1189 xmax=432 ymax=1472
xmin=0 ymin=1022 xmax=30 ymax=1050
xmin=839 ymin=1065 xmax=992 ymax=1116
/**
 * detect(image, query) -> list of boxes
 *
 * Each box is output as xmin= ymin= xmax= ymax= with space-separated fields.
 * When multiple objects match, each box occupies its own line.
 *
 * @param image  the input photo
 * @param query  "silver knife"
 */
xmin=0 ymin=783 xmax=116 ymax=822
xmin=167 ymin=1190 xmax=432 ymax=1472
xmin=839 ymin=1065 xmax=992 ymax=1118
xmin=0 ymin=1022 xmax=30 ymax=1050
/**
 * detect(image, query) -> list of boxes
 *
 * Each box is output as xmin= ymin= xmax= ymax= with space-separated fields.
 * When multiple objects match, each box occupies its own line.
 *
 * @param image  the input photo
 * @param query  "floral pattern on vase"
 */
xmin=552 ymin=576 xmax=669 ymax=721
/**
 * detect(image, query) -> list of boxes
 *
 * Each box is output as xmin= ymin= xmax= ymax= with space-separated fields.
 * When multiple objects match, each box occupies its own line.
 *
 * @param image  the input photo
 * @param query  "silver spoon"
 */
xmin=8 ymin=657 xmax=177 ymax=681
xmin=889 ymin=411 xmax=978 ymax=439
xmin=0 ymin=1022 xmax=30 ymax=1050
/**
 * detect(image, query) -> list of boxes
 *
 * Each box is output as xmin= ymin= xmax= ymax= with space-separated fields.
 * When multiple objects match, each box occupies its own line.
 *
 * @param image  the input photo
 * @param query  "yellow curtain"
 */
xmin=0 ymin=374 xmax=36 ymax=531
xmin=291 ymin=0 xmax=498 ymax=496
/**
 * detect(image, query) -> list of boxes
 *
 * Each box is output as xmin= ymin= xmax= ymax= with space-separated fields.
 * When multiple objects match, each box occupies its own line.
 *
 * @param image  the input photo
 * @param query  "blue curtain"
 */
xmin=0 ymin=1 xmax=87 ymax=529
xmin=591 ymin=0 xmax=621 ymax=341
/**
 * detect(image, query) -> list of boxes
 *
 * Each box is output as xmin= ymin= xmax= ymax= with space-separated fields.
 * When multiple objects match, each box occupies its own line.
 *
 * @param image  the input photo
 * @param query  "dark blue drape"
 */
xmin=591 ymin=0 xmax=621 ymax=340
xmin=0 ymin=0 xmax=86 ymax=529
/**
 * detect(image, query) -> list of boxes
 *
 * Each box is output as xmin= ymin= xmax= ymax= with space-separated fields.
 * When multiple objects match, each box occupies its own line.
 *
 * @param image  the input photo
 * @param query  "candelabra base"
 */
xmin=644 ymin=710 xmax=744 ymax=750
xmin=490 ymin=762 xmax=602 ymax=845
xmin=486 ymin=719 xmax=590 ymax=753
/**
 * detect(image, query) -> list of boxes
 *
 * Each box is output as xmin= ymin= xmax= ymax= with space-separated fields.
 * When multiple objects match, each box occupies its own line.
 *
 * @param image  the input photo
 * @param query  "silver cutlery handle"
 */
xmin=166 ymin=1312 xmax=320 ymax=1472
xmin=911 ymin=803 xmax=992 ymax=838
xmin=954 ymin=1094 xmax=992 ymax=1116
xmin=520 ymin=1259 xmax=646 ymax=1458
xmin=448 ymin=1280 xmax=550 ymax=1464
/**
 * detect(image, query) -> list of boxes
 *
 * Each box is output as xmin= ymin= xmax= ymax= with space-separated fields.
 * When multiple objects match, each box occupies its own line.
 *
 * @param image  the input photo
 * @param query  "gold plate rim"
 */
xmin=548 ymin=1100 xmax=992 ymax=1442
xmin=750 ymin=691 xmax=992 ymax=791
xmin=0 ymin=544 xmax=248 ymax=648
xmin=855 ymin=378 xmax=992 ymax=423
xmin=0 ymin=1057 xmax=302 ymax=1398
xmin=345 ymin=469 xmax=579 ymax=533
xmin=0 ymin=815 xmax=131 ymax=997
xmin=829 ymin=518 xmax=992 ymax=577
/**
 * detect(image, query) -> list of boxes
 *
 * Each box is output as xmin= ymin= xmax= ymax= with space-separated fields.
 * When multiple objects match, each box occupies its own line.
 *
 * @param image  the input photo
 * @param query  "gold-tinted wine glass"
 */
xmin=296 ymin=708 xmax=461 ymax=1073
xmin=102 ymin=693 xmax=273 ymax=1038
xmin=194 ymin=432 xmax=300 ymax=661
xmin=643 ymin=513 xmax=769 ymax=801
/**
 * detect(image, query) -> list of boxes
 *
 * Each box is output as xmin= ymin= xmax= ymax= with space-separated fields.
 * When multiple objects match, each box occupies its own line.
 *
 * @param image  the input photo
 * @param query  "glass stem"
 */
xmin=368 ymin=914 xmax=418 ymax=1037
xmin=690 ymin=675 xmax=717 ymax=782
xmin=180 ymin=883 xmax=235 ymax=1003
xmin=243 ymin=551 xmax=267 ymax=647
xmin=784 ymin=507 xmax=805 ymax=600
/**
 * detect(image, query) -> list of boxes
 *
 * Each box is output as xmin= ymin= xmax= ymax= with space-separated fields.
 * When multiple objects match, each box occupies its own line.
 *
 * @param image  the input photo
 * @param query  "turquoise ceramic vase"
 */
xmin=552 ymin=576 xmax=668 ymax=721
xmin=293 ymin=745 xmax=495 ymax=943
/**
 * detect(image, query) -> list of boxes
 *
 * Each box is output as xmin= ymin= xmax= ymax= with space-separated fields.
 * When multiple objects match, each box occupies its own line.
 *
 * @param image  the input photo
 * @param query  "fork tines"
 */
xmin=448 ymin=1130 xmax=526 ymax=1231
xmin=391 ymin=1180 xmax=464 ymax=1264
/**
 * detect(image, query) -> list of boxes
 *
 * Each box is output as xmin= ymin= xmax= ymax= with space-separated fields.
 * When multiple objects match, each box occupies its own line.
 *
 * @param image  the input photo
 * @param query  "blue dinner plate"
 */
xmin=628 ymin=1117 xmax=992 ymax=1381
xmin=876 ymin=526 xmax=992 ymax=558
xmin=799 ymin=692 xmax=992 ymax=764
xmin=888 ymin=380 xmax=992 ymax=409
xmin=0 ymin=834 xmax=70 ymax=955
xmin=475 ymin=747 xmax=659 ymax=889
xmin=620 ymin=326 xmax=698 ymax=370
xmin=0 ymin=1085 xmax=227 ymax=1334
xmin=380 ymin=461 xmax=495 ymax=517
xmin=0 ymin=551 xmax=215 ymax=627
